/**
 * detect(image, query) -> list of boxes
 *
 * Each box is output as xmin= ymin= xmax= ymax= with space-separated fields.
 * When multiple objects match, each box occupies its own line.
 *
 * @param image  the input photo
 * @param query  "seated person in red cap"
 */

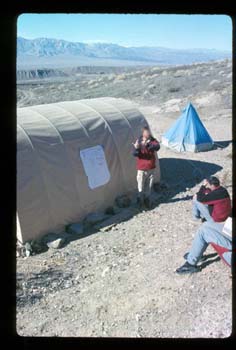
xmin=192 ymin=176 xmax=231 ymax=223
xmin=176 ymin=176 xmax=232 ymax=274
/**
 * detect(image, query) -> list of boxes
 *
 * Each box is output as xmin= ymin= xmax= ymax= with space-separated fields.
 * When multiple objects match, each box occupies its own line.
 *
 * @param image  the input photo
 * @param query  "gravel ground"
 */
xmin=17 ymin=60 xmax=232 ymax=337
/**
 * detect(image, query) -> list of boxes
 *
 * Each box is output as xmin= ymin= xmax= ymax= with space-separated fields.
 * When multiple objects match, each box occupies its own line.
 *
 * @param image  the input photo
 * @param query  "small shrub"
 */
xmin=168 ymin=87 xmax=181 ymax=93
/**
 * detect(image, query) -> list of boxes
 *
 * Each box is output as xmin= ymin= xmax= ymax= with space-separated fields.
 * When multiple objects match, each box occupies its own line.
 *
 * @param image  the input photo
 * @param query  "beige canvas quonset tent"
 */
xmin=17 ymin=97 xmax=160 ymax=243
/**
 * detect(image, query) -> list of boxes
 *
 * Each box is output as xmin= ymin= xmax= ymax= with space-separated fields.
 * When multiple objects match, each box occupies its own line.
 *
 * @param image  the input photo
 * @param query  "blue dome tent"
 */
xmin=161 ymin=103 xmax=214 ymax=152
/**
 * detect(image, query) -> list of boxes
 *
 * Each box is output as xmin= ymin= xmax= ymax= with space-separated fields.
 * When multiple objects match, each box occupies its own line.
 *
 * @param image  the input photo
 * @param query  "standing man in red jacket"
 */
xmin=132 ymin=126 xmax=160 ymax=209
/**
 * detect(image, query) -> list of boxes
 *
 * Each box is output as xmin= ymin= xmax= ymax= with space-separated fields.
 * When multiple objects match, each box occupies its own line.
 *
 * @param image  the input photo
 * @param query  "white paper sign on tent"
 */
xmin=80 ymin=145 xmax=111 ymax=189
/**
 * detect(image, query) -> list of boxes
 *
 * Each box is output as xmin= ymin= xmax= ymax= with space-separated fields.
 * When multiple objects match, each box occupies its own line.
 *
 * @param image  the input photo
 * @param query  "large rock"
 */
xmin=17 ymin=238 xmax=48 ymax=257
xmin=31 ymin=239 xmax=47 ymax=254
xmin=47 ymin=238 xmax=65 ymax=249
xmin=66 ymin=223 xmax=84 ymax=235
xmin=105 ymin=206 xmax=115 ymax=215
xmin=115 ymin=195 xmax=131 ymax=208
xmin=84 ymin=212 xmax=110 ymax=226
xmin=43 ymin=232 xmax=68 ymax=249
xmin=24 ymin=242 xmax=32 ymax=257
xmin=94 ymin=208 xmax=139 ymax=232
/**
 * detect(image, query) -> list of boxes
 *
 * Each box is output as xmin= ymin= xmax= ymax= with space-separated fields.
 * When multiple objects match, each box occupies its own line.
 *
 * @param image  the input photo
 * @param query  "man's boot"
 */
xmin=137 ymin=194 xmax=144 ymax=210
xmin=144 ymin=196 xmax=151 ymax=209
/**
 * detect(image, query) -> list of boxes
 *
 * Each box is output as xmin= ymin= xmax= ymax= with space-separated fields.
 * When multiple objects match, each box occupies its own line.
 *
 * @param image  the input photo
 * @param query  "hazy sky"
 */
xmin=17 ymin=14 xmax=232 ymax=51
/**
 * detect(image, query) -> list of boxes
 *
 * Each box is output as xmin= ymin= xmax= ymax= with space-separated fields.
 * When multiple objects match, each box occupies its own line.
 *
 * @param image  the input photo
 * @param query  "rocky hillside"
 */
xmin=17 ymin=66 xmax=140 ymax=81
xmin=17 ymin=68 xmax=68 ymax=80
xmin=17 ymin=59 xmax=232 ymax=121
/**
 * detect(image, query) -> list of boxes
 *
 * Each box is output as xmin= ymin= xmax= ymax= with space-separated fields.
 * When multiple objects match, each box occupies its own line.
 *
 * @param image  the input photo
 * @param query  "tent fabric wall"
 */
xmin=17 ymin=97 xmax=160 ymax=243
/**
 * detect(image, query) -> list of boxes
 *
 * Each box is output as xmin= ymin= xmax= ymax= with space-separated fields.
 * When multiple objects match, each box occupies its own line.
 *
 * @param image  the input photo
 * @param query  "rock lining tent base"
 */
xmin=17 ymin=97 xmax=160 ymax=243
xmin=162 ymin=102 xmax=214 ymax=152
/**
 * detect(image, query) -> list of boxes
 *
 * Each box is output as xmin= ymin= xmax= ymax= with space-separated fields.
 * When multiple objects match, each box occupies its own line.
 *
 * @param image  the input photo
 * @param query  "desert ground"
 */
xmin=17 ymin=59 xmax=232 ymax=337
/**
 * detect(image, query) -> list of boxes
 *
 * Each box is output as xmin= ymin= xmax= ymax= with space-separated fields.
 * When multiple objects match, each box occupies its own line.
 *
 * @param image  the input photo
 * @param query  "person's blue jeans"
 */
xmin=187 ymin=221 xmax=232 ymax=266
xmin=192 ymin=198 xmax=213 ymax=222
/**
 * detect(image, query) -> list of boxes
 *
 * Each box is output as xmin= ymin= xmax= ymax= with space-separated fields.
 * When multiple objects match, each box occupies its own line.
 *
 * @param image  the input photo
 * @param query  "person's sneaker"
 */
xmin=176 ymin=261 xmax=200 ymax=274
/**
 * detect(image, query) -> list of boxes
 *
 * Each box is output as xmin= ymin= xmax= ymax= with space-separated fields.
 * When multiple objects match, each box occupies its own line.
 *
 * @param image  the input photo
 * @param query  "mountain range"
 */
xmin=17 ymin=37 xmax=231 ymax=68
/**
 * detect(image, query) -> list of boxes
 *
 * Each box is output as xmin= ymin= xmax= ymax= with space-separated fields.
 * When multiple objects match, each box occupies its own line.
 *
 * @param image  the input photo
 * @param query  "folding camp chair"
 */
xmin=210 ymin=243 xmax=231 ymax=267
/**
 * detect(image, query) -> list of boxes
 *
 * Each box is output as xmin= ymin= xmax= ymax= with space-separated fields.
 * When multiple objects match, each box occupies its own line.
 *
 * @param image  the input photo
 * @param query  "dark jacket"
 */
xmin=197 ymin=185 xmax=231 ymax=222
xmin=133 ymin=136 xmax=160 ymax=170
